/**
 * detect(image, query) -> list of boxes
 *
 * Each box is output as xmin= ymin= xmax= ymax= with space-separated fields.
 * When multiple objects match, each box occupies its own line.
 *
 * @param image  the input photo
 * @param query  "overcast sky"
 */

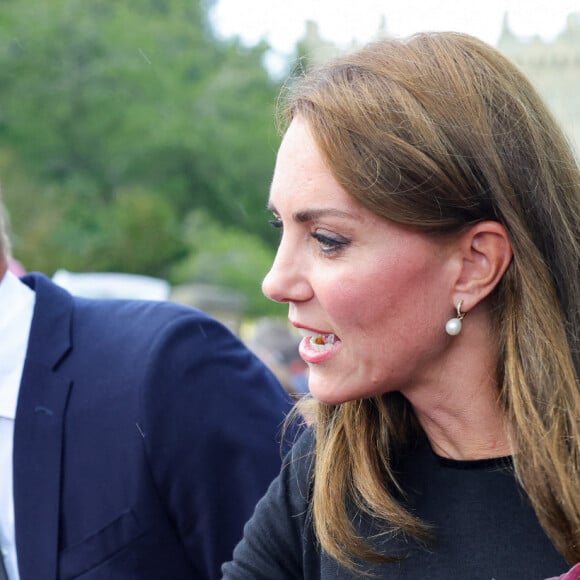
xmin=211 ymin=0 xmax=580 ymax=73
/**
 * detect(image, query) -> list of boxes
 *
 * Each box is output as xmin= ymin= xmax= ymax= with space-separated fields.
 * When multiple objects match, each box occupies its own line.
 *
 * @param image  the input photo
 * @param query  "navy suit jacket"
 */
xmin=12 ymin=273 xmax=294 ymax=580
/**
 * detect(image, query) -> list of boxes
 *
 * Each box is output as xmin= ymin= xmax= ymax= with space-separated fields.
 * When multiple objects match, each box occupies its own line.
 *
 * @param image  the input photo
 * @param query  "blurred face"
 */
xmin=262 ymin=118 xmax=458 ymax=404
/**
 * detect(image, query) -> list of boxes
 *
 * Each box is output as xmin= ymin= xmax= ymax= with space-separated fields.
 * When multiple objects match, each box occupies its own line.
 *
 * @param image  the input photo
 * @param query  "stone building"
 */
xmin=498 ymin=12 xmax=580 ymax=154
xmin=298 ymin=13 xmax=580 ymax=155
xmin=297 ymin=17 xmax=389 ymax=69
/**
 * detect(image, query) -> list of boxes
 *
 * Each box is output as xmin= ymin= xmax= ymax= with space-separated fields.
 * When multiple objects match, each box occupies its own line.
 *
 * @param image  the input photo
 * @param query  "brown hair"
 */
xmin=281 ymin=31 xmax=580 ymax=570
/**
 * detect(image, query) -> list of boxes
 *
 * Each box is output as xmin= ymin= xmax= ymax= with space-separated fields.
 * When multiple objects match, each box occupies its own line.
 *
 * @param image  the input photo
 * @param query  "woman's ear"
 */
xmin=452 ymin=221 xmax=513 ymax=311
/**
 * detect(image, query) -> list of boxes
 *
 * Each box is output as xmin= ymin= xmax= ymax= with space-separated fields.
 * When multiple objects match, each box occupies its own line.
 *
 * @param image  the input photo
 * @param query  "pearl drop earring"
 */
xmin=445 ymin=300 xmax=466 ymax=336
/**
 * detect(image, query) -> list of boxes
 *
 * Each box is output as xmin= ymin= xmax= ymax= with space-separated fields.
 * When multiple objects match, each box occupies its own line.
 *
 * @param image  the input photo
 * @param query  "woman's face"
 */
xmin=263 ymin=118 xmax=460 ymax=404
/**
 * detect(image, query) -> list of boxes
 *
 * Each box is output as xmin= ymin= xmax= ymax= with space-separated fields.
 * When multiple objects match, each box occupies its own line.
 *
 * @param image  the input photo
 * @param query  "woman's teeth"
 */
xmin=310 ymin=333 xmax=336 ymax=351
xmin=297 ymin=328 xmax=337 ymax=352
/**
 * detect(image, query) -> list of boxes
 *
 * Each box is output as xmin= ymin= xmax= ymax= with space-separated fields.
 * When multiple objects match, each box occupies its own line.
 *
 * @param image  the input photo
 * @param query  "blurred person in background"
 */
xmin=0 ymin=191 xmax=294 ymax=580
xmin=246 ymin=318 xmax=309 ymax=398
xmin=223 ymin=31 xmax=579 ymax=579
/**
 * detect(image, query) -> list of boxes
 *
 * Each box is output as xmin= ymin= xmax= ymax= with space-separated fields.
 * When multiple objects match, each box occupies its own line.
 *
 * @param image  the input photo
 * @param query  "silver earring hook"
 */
xmin=456 ymin=300 xmax=465 ymax=321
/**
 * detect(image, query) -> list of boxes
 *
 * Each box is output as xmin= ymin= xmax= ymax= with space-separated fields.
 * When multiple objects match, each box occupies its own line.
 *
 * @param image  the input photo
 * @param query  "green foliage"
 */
xmin=0 ymin=0 xmax=280 ymax=213
xmin=0 ymin=148 xmax=65 ymax=272
xmin=0 ymin=0 xmax=286 ymax=316
xmin=171 ymin=210 xmax=286 ymax=317
xmin=50 ymin=187 xmax=186 ymax=275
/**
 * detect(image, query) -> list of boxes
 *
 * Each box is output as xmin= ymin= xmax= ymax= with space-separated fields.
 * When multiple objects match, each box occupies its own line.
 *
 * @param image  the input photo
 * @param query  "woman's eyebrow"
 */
xmin=266 ymin=203 xmax=355 ymax=223
xmin=293 ymin=208 xmax=355 ymax=222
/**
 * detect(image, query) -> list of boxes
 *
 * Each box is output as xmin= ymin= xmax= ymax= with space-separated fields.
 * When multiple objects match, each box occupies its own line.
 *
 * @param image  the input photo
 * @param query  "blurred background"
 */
xmin=1 ymin=0 xmax=578 ymax=394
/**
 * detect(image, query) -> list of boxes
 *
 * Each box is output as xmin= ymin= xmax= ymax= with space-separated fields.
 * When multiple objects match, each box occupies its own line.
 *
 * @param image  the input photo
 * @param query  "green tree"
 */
xmin=0 ymin=0 xmax=282 ymax=288
xmin=171 ymin=209 xmax=285 ymax=318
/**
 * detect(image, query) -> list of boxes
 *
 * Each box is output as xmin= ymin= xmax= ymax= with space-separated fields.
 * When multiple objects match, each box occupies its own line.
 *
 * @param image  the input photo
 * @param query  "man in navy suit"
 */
xmin=0 ymin=199 xmax=294 ymax=579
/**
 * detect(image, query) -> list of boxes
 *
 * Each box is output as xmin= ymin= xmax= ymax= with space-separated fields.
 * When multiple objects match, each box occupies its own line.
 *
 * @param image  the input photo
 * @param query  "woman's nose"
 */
xmin=262 ymin=246 xmax=312 ymax=304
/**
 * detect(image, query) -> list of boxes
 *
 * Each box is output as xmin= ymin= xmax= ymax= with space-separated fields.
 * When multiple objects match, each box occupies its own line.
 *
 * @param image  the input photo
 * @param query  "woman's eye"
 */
xmin=311 ymin=232 xmax=350 ymax=255
xmin=268 ymin=217 xmax=283 ymax=229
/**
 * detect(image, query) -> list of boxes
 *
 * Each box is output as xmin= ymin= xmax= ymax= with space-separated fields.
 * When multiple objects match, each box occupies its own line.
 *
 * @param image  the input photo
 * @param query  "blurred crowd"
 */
xmin=244 ymin=317 xmax=308 ymax=398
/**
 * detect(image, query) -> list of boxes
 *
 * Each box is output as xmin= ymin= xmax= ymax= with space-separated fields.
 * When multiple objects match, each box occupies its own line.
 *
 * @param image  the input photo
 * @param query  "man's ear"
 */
xmin=452 ymin=221 xmax=513 ymax=311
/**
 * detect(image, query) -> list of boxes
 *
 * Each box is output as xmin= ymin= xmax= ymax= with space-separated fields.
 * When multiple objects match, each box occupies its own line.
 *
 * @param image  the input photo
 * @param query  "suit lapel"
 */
xmin=13 ymin=274 xmax=73 ymax=580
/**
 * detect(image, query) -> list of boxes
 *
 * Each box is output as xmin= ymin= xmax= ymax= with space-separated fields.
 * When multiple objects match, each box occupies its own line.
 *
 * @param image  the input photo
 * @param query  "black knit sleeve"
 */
xmin=221 ymin=428 xmax=318 ymax=580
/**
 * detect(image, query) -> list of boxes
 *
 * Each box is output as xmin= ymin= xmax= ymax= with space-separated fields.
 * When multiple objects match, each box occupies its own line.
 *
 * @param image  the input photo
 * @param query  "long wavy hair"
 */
xmin=280 ymin=32 xmax=580 ymax=571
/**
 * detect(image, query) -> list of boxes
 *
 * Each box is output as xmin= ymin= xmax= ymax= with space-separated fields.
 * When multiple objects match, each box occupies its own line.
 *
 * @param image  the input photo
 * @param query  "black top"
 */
xmin=222 ymin=429 xmax=569 ymax=579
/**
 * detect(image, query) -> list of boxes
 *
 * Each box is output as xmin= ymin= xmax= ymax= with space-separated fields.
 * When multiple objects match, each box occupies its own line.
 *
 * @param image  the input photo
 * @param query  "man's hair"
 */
xmin=0 ymin=189 xmax=11 ymax=262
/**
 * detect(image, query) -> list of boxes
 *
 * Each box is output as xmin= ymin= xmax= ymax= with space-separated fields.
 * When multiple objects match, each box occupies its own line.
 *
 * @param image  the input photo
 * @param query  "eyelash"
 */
xmin=311 ymin=232 xmax=349 ymax=255
xmin=268 ymin=217 xmax=350 ymax=256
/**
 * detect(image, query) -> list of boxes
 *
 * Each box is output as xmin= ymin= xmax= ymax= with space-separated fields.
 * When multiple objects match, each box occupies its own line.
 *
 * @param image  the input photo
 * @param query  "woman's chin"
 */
xmin=308 ymin=378 xmax=359 ymax=406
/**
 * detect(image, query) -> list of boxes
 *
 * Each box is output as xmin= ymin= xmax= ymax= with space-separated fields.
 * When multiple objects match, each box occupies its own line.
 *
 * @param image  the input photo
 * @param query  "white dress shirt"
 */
xmin=0 ymin=271 xmax=35 ymax=580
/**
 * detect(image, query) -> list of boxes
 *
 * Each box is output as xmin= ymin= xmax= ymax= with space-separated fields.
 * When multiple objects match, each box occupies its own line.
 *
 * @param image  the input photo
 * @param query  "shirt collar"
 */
xmin=0 ymin=271 xmax=35 ymax=419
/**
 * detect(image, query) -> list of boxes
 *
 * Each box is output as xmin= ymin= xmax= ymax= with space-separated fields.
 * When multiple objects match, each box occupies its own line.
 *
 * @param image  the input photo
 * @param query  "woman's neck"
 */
xmin=405 ymin=321 xmax=511 ymax=460
xmin=409 ymin=371 xmax=512 ymax=460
